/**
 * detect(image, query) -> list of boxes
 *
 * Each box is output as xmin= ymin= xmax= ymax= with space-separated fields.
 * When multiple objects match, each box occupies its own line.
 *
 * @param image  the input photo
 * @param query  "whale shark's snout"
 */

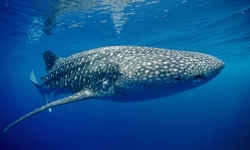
xmin=183 ymin=52 xmax=225 ymax=83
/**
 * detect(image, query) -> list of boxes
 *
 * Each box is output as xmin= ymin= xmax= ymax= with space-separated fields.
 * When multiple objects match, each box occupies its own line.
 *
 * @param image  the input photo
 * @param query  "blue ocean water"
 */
xmin=0 ymin=0 xmax=250 ymax=149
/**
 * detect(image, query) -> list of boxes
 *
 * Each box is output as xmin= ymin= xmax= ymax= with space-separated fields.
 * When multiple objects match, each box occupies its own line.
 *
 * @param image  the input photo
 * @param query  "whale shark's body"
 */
xmin=4 ymin=46 xmax=225 ymax=132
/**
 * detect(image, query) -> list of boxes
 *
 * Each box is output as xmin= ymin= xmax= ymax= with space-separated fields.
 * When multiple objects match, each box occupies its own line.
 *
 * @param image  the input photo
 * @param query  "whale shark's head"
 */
xmin=116 ymin=49 xmax=225 ymax=100
xmin=168 ymin=51 xmax=225 ymax=84
xmin=157 ymin=51 xmax=225 ymax=96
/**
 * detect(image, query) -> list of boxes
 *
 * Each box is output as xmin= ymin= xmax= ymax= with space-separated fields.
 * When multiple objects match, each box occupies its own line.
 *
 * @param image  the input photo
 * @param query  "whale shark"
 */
xmin=3 ymin=46 xmax=225 ymax=132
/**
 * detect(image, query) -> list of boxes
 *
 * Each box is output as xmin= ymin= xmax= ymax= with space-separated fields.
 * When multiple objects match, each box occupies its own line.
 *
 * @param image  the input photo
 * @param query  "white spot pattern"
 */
xmin=40 ymin=46 xmax=225 ymax=99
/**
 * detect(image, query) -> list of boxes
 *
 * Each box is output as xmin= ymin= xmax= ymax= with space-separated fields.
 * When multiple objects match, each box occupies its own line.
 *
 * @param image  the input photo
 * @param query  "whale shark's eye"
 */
xmin=194 ymin=75 xmax=203 ymax=80
xmin=193 ymin=75 xmax=204 ymax=82
xmin=174 ymin=76 xmax=181 ymax=81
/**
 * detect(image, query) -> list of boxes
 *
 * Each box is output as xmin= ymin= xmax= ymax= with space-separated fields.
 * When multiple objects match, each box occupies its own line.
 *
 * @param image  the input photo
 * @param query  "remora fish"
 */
xmin=4 ymin=46 xmax=225 ymax=132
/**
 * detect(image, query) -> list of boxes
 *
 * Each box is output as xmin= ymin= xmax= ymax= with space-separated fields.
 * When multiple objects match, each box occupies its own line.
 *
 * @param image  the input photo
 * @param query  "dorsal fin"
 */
xmin=43 ymin=51 xmax=60 ymax=71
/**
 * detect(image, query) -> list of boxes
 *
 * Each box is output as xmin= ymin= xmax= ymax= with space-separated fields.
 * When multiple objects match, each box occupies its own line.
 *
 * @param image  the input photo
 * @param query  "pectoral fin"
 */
xmin=3 ymin=90 xmax=96 ymax=132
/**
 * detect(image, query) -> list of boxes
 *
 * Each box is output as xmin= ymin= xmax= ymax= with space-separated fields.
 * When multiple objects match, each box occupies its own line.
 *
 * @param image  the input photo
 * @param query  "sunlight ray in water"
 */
xmin=33 ymin=0 xmax=159 ymax=34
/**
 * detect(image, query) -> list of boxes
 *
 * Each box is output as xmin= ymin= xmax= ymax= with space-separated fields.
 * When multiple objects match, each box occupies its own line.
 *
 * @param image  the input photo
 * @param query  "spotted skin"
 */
xmin=41 ymin=46 xmax=224 ymax=101
xmin=3 ymin=46 xmax=225 ymax=132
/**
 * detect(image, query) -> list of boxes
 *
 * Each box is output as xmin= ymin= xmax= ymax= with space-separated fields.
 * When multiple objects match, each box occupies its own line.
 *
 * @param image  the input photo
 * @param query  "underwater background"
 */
xmin=0 ymin=0 xmax=250 ymax=149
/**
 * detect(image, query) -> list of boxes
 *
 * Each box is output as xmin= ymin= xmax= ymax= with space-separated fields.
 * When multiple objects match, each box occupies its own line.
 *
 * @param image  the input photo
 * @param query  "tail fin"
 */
xmin=3 ymin=90 xmax=94 ymax=132
xmin=30 ymin=70 xmax=52 ymax=112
